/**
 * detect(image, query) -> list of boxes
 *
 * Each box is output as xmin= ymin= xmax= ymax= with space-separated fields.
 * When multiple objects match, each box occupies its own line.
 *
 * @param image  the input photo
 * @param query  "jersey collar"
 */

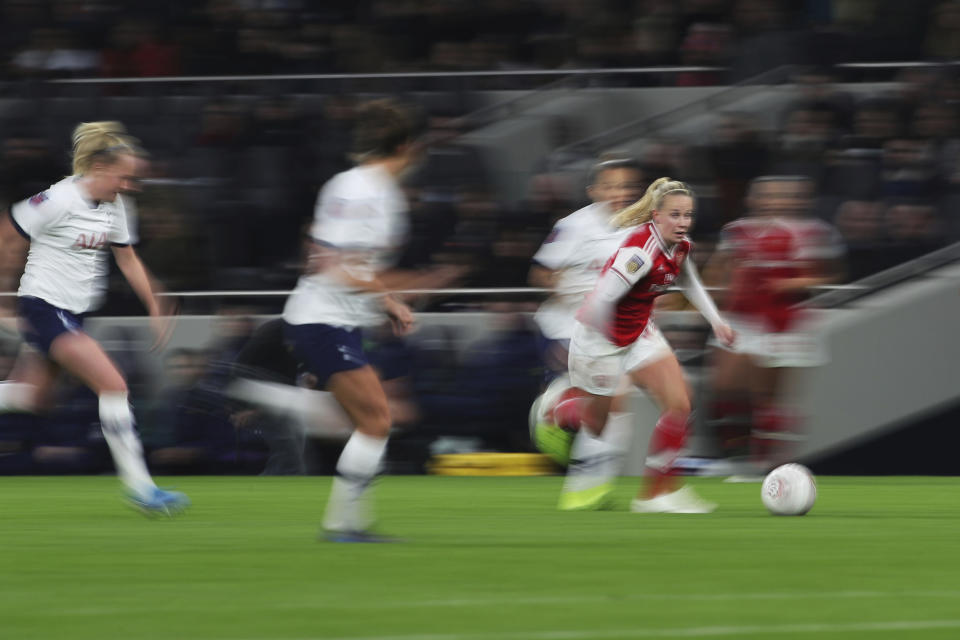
xmin=72 ymin=177 xmax=102 ymax=209
xmin=649 ymin=221 xmax=678 ymax=259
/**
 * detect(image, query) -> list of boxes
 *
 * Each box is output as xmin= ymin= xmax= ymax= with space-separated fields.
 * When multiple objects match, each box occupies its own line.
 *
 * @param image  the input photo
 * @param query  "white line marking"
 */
xmin=203 ymin=619 xmax=960 ymax=640
xmin=42 ymin=590 xmax=960 ymax=617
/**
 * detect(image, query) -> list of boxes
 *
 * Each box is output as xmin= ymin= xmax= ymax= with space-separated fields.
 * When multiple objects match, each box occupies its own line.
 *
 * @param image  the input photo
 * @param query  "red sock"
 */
xmin=643 ymin=411 xmax=689 ymax=498
xmin=750 ymin=404 xmax=797 ymax=469
xmin=553 ymin=393 xmax=601 ymax=433
xmin=711 ymin=396 xmax=751 ymax=457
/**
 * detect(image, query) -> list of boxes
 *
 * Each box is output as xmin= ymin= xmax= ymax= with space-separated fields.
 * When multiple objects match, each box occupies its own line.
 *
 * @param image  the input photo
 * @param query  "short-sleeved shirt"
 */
xmin=10 ymin=176 xmax=131 ymax=314
xmin=719 ymin=216 xmax=844 ymax=332
xmin=581 ymin=221 xmax=692 ymax=347
xmin=283 ymin=164 xmax=408 ymax=328
xmin=531 ymin=203 xmax=631 ymax=340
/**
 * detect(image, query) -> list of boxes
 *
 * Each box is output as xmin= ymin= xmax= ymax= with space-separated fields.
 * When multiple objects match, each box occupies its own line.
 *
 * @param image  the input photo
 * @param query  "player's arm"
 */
xmin=0 ymin=210 xmax=29 ymax=253
xmin=680 ymin=258 xmax=735 ymax=346
xmin=700 ymin=226 xmax=737 ymax=307
xmin=112 ymin=245 xmax=177 ymax=347
xmin=528 ymin=263 xmax=558 ymax=288
xmin=771 ymin=224 xmax=847 ymax=295
xmin=580 ymin=245 xmax=652 ymax=330
xmin=528 ymin=222 xmax=572 ymax=289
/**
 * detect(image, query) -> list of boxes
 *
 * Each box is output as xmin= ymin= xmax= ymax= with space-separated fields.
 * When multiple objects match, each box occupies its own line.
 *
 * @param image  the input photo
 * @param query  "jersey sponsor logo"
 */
xmin=650 ymin=273 xmax=676 ymax=293
xmin=29 ymin=192 xmax=49 ymax=206
xmin=625 ymin=254 xmax=644 ymax=274
xmin=72 ymin=232 xmax=108 ymax=251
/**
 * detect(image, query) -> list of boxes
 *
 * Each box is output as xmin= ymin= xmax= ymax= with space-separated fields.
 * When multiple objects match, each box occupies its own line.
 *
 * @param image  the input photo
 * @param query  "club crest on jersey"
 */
xmin=625 ymin=254 xmax=645 ymax=273
xmin=29 ymin=192 xmax=49 ymax=206
xmin=72 ymin=232 xmax=108 ymax=250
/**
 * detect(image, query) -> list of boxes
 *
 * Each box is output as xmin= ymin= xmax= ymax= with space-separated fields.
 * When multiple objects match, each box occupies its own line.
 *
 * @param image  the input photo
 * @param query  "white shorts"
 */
xmin=712 ymin=315 xmax=828 ymax=368
xmin=568 ymin=321 xmax=673 ymax=396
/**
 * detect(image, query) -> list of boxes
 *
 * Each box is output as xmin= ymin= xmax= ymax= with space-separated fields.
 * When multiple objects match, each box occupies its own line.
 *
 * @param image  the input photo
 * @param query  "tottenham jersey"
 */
xmin=283 ymin=164 xmax=408 ymax=328
xmin=584 ymin=221 xmax=692 ymax=347
xmin=10 ymin=176 xmax=131 ymax=314
xmin=531 ymin=203 xmax=631 ymax=340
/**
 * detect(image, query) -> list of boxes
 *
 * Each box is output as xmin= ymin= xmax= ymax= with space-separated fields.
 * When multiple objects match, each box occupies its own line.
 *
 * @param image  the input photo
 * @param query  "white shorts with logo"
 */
xmin=711 ymin=315 xmax=828 ymax=368
xmin=568 ymin=320 xmax=673 ymax=396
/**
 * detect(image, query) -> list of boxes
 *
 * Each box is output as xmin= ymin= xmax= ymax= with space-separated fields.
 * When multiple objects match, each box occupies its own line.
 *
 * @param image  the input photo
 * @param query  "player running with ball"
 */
xmin=547 ymin=177 xmax=735 ymax=512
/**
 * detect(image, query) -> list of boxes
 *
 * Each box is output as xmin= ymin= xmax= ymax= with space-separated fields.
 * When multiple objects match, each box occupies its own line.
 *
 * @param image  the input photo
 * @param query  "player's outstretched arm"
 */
xmin=681 ymin=259 xmax=735 ymax=347
xmin=112 ymin=245 xmax=176 ymax=349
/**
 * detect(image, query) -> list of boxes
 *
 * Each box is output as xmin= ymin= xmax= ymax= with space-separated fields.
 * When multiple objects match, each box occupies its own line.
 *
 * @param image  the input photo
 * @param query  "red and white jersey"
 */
xmin=581 ymin=221 xmax=691 ymax=347
xmin=719 ymin=216 xmax=843 ymax=332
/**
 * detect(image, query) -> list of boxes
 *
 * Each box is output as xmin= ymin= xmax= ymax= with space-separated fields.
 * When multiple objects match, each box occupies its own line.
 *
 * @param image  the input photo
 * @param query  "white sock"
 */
xmin=99 ymin=392 xmax=156 ymax=499
xmin=601 ymin=411 xmax=633 ymax=470
xmin=562 ymin=426 xmax=620 ymax=494
xmin=323 ymin=431 xmax=388 ymax=532
xmin=0 ymin=382 xmax=36 ymax=412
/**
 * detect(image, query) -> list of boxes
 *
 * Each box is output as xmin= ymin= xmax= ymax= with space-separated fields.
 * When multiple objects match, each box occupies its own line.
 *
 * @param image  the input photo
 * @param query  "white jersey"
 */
xmin=283 ymin=164 xmax=408 ymax=328
xmin=531 ymin=203 xmax=631 ymax=340
xmin=10 ymin=176 xmax=131 ymax=314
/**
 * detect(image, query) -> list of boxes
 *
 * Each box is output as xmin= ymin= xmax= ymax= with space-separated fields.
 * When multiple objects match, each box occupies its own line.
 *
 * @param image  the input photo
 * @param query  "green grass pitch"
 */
xmin=2 ymin=476 xmax=959 ymax=640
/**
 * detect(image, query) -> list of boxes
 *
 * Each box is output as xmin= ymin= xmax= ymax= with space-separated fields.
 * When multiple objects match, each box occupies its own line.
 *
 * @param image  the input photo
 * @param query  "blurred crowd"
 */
xmin=1 ymin=0 xmax=958 ymax=78
xmin=0 ymin=307 xmax=544 ymax=476
xmin=0 ymin=0 xmax=959 ymax=475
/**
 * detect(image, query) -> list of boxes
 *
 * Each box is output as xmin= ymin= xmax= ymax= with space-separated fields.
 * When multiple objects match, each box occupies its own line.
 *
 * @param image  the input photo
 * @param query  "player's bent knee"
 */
xmin=352 ymin=400 xmax=391 ymax=438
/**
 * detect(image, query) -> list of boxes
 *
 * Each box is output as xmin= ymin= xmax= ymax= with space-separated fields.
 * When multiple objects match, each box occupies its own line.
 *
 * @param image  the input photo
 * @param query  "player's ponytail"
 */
xmin=71 ymin=121 xmax=141 ymax=176
xmin=610 ymin=177 xmax=693 ymax=229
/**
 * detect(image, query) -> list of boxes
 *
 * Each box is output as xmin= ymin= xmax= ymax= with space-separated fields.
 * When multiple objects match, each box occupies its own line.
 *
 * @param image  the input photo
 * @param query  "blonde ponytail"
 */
xmin=610 ymin=176 xmax=693 ymax=229
xmin=71 ymin=121 xmax=140 ymax=175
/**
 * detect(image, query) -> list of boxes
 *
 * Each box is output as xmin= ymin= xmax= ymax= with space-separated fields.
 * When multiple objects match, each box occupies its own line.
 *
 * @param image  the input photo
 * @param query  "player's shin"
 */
xmin=324 ymin=431 xmax=387 ymax=533
xmin=558 ymin=411 xmax=628 ymax=511
xmin=642 ymin=410 xmax=689 ymax=498
xmin=98 ymin=392 xmax=156 ymax=499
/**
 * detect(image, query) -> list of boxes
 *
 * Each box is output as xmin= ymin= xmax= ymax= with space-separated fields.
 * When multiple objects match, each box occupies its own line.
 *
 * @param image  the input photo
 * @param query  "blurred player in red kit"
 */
xmin=707 ymin=175 xmax=844 ymax=480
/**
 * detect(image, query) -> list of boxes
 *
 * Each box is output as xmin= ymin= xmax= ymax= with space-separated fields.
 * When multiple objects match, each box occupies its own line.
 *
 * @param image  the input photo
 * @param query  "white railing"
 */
xmin=47 ymin=67 xmax=725 ymax=85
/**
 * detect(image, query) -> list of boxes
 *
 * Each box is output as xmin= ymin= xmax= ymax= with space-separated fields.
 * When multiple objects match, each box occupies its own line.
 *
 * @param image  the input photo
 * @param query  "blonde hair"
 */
xmin=71 ymin=121 xmax=140 ymax=175
xmin=610 ymin=176 xmax=693 ymax=229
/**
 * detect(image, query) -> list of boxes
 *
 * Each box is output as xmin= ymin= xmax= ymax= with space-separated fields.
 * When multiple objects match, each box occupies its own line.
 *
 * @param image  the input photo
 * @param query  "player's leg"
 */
xmin=557 ymin=328 xmax=624 ymax=510
xmin=748 ymin=362 xmax=797 ymax=473
xmin=628 ymin=353 xmax=714 ymax=513
xmin=48 ymin=331 xmax=186 ymax=513
xmin=324 ymin=365 xmax=392 ymax=537
xmin=707 ymin=347 xmax=755 ymax=464
xmin=0 ymin=346 xmax=59 ymax=412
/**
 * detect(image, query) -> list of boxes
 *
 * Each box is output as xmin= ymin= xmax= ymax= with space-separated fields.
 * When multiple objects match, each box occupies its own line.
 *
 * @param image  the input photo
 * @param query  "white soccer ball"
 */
xmin=761 ymin=463 xmax=817 ymax=516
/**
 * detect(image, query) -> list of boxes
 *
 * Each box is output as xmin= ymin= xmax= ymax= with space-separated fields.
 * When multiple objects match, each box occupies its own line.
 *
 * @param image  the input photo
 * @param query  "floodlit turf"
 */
xmin=2 ymin=476 xmax=959 ymax=640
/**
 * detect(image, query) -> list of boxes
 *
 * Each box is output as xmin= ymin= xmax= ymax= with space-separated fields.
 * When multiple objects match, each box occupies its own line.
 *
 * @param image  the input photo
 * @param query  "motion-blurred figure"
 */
xmin=707 ymin=175 xmax=844 ymax=479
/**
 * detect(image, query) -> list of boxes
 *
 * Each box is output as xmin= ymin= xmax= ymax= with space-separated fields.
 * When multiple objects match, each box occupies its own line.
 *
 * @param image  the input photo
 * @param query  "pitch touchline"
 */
xmin=50 ymin=590 xmax=960 ymax=617
xmin=226 ymin=619 xmax=960 ymax=640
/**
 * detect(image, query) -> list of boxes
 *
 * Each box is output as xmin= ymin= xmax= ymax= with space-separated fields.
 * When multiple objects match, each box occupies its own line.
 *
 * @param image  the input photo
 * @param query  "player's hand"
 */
xmin=712 ymin=321 xmax=736 ymax=347
xmin=384 ymin=296 xmax=415 ymax=336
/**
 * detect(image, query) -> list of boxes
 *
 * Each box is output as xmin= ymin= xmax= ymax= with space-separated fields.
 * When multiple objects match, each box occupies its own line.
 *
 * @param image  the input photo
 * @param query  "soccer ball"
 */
xmin=761 ymin=463 xmax=817 ymax=516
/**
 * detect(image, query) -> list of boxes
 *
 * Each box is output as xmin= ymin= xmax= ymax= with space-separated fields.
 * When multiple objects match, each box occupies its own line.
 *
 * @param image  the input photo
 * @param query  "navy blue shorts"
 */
xmin=536 ymin=332 xmax=570 ymax=382
xmin=282 ymin=322 xmax=369 ymax=389
xmin=18 ymin=296 xmax=86 ymax=356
